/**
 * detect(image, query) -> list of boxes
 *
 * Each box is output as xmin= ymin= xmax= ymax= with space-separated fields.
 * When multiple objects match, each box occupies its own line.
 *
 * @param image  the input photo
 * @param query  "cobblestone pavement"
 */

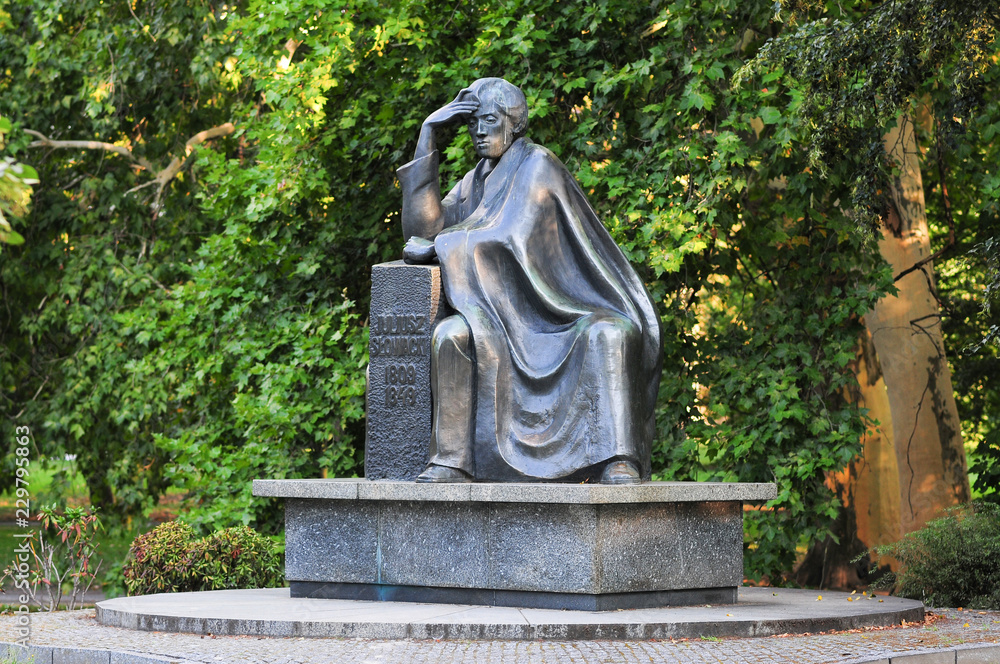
xmin=2 ymin=607 xmax=999 ymax=663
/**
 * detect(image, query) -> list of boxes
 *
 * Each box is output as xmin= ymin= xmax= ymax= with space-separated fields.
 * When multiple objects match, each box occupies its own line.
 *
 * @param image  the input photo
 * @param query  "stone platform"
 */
xmin=252 ymin=479 xmax=775 ymax=611
xmin=94 ymin=587 xmax=925 ymax=640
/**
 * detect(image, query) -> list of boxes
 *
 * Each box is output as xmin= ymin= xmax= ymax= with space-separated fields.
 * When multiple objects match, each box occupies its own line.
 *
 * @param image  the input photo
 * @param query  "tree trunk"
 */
xmin=846 ymin=328 xmax=902 ymax=549
xmin=796 ymin=328 xmax=901 ymax=589
xmin=797 ymin=117 xmax=970 ymax=589
xmin=864 ymin=116 xmax=970 ymax=533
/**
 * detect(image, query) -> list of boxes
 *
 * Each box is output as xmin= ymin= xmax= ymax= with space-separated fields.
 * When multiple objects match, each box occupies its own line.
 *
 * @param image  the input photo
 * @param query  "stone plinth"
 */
xmin=253 ymin=479 xmax=776 ymax=611
xmin=95 ymin=587 xmax=927 ymax=640
xmin=366 ymin=261 xmax=451 ymax=480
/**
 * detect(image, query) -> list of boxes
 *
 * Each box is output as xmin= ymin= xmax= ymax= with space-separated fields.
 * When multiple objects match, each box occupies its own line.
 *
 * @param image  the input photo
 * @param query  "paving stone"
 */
xmin=2 ymin=643 xmax=52 ymax=663
xmin=956 ymin=645 xmax=1000 ymax=663
xmin=2 ymin=605 xmax=999 ymax=664
xmin=109 ymin=653 xmax=188 ymax=664
xmin=53 ymin=648 xmax=111 ymax=663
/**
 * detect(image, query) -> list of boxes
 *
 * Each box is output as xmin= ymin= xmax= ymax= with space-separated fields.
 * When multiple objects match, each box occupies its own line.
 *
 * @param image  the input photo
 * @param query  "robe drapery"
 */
xmin=397 ymin=137 xmax=661 ymax=480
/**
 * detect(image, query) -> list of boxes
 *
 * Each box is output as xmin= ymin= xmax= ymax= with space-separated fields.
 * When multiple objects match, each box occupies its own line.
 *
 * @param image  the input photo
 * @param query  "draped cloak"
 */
xmin=397 ymin=137 xmax=661 ymax=480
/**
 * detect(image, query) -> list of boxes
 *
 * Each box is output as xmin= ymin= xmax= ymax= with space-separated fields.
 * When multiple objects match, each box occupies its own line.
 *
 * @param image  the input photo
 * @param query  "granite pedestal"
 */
xmin=252 ymin=479 xmax=776 ymax=611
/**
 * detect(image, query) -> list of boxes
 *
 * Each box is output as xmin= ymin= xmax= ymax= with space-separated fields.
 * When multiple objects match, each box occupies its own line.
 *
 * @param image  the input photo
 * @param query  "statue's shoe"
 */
xmin=415 ymin=464 xmax=473 ymax=483
xmin=600 ymin=459 xmax=640 ymax=485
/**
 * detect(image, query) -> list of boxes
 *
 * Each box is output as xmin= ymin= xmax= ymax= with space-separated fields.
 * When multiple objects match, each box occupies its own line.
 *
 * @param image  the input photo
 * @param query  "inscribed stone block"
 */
xmin=365 ymin=261 xmax=451 ymax=480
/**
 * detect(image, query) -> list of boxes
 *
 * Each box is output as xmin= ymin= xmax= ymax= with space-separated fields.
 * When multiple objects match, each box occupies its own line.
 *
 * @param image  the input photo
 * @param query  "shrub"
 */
xmin=0 ymin=505 xmax=103 ymax=611
xmin=187 ymin=526 xmax=283 ymax=592
xmin=122 ymin=521 xmax=197 ymax=595
xmin=123 ymin=522 xmax=282 ymax=596
xmin=873 ymin=503 xmax=1000 ymax=609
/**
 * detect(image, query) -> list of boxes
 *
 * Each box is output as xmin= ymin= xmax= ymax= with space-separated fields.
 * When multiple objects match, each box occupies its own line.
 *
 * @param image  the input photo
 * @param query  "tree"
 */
xmin=741 ymin=0 xmax=999 ymax=582
xmin=0 ymin=0 xmax=255 ymax=517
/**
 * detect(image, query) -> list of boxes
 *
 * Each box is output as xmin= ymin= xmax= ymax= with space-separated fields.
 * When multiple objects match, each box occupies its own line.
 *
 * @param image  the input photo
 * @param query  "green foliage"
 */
xmin=0 ymin=114 xmax=37 ymax=247
xmin=8 ymin=0 xmax=994 ymax=583
xmin=121 ymin=521 xmax=194 ymax=595
xmin=970 ymin=430 xmax=1000 ymax=504
xmin=0 ymin=0 xmax=368 ymax=529
xmin=1 ymin=506 xmax=103 ymax=611
xmin=122 ymin=521 xmax=281 ymax=595
xmin=739 ymin=0 xmax=999 ymax=230
xmin=872 ymin=503 xmax=1000 ymax=609
xmin=742 ymin=0 xmax=1000 ymax=512
xmin=191 ymin=526 xmax=285 ymax=592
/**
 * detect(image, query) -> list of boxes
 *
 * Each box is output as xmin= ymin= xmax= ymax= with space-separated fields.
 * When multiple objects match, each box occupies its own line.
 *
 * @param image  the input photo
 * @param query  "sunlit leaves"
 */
xmin=0 ymin=0 xmax=916 ymax=579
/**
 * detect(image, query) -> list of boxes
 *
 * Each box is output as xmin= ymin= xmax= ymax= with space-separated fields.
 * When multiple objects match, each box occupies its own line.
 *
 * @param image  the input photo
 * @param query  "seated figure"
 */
xmin=398 ymin=77 xmax=661 ymax=484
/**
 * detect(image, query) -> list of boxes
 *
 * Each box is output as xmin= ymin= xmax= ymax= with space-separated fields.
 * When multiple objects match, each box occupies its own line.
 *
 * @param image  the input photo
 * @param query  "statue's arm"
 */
xmin=399 ymin=154 xmax=466 ymax=264
xmin=398 ymin=150 xmax=446 ymax=242
xmin=398 ymin=89 xmax=479 ymax=242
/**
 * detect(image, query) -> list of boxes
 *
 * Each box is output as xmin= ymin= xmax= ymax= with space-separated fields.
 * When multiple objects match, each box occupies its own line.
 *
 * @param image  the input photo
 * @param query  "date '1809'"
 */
xmin=385 ymin=363 xmax=417 ymax=385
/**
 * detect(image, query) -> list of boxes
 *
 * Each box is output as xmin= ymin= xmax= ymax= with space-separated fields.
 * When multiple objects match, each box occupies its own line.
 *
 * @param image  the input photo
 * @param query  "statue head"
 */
xmin=465 ymin=78 xmax=528 ymax=161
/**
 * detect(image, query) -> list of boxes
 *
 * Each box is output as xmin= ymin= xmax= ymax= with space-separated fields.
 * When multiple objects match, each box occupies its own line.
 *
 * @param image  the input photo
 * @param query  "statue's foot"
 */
xmin=416 ymin=464 xmax=472 ymax=483
xmin=600 ymin=459 xmax=641 ymax=485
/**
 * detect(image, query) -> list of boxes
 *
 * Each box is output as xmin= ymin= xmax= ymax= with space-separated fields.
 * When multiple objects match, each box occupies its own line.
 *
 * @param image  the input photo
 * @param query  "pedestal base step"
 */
xmin=96 ymin=587 xmax=926 ymax=640
xmin=291 ymin=581 xmax=737 ymax=611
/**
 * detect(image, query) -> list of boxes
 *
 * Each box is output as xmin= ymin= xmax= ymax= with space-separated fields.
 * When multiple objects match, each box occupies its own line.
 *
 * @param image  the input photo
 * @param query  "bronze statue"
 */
xmin=398 ymin=78 xmax=661 ymax=484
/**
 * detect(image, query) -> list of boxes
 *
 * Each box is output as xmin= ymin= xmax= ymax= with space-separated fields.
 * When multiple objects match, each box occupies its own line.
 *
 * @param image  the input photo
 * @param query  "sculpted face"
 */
xmin=467 ymin=97 xmax=514 ymax=161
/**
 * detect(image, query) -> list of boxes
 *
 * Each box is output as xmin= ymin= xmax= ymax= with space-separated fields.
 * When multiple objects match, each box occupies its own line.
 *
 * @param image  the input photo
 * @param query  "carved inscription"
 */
xmin=384 ymin=363 xmax=418 ymax=407
xmin=369 ymin=315 xmax=428 ymax=358
xmin=372 ymin=314 xmax=427 ymax=335
xmin=370 ymin=313 xmax=429 ymax=412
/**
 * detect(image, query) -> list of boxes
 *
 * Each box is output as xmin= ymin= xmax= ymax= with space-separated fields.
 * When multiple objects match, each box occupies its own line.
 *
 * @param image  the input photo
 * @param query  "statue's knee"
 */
xmin=432 ymin=315 xmax=471 ymax=355
xmin=588 ymin=315 xmax=637 ymax=349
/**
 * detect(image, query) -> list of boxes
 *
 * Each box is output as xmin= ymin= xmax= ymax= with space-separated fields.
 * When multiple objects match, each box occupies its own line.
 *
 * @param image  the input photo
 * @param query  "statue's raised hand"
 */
xmin=413 ymin=89 xmax=479 ymax=161
xmin=423 ymin=88 xmax=480 ymax=128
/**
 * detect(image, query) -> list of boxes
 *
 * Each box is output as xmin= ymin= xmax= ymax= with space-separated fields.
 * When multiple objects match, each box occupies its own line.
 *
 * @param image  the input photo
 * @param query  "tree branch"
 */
xmin=26 ymin=122 xmax=235 ymax=219
xmin=124 ymin=180 xmax=159 ymax=197
xmin=149 ymin=122 xmax=236 ymax=216
xmin=24 ymin=129 xmax=155 ymax=172
xmin=184 ymin=122 xmax=236 ymax=154
xmin=126 ymin=0 xmax=156 ymax=41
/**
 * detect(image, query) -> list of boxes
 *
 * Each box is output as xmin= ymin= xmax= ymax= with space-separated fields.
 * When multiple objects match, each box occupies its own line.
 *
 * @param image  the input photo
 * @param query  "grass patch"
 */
xmin=0 ymin=457 xmax=182 ymax=600
xmin=0 ymin=457 xmax=88 ymax=520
